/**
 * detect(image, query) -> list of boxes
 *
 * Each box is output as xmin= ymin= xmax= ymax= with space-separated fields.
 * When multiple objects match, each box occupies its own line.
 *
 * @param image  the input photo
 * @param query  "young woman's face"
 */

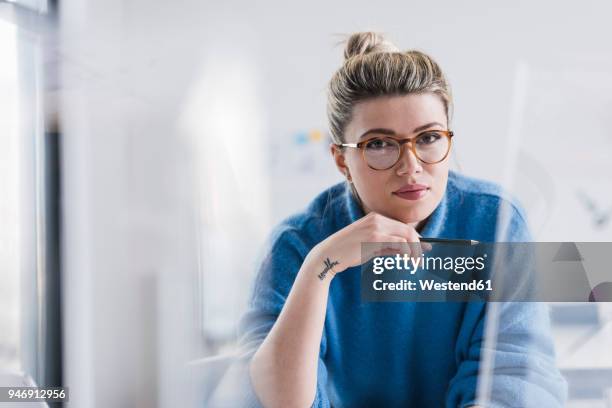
xmin=333 ymin=93 xmax=451 ymax=229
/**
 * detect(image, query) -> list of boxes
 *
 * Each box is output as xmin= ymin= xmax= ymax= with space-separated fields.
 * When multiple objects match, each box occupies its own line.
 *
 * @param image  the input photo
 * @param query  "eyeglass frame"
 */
xmin=335 ymin=129 xmax=454 ymax=170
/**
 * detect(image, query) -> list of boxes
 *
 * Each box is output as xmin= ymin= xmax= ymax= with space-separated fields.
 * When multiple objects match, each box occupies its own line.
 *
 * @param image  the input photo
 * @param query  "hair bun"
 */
xmin=343 ymin=32 xmax=399 ymax=60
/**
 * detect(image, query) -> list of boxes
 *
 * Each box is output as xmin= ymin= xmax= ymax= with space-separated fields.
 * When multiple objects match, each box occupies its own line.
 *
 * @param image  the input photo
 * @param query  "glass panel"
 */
xmin=0 ymin=18 xmax=21 ymax=373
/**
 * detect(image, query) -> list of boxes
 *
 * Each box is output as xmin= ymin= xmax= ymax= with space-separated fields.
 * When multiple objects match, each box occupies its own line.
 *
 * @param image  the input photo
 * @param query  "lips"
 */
xmin=394 ymin=183 xmax=429 ymax=194
xmin=393 ymin=183 xmax=429 ymax=201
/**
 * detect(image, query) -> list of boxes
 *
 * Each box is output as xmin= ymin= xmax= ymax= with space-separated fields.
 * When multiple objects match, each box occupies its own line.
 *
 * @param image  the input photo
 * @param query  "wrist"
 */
xmin=305 ymin=245 xmax=343 ymax=282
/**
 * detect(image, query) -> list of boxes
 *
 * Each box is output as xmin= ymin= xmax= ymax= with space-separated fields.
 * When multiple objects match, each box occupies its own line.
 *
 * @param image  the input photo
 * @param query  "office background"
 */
xmin=1 ymin=0 xmax=611 ymax=406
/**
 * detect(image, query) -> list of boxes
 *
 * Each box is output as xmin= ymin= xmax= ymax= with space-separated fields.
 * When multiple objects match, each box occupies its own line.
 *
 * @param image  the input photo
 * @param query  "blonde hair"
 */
xmin=327 ymin=32 xmax=453 ymax=144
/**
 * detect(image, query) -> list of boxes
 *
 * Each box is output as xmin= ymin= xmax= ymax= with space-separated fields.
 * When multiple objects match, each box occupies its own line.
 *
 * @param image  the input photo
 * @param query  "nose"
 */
xmin=395 ymin=143 xmax=423 ymax=176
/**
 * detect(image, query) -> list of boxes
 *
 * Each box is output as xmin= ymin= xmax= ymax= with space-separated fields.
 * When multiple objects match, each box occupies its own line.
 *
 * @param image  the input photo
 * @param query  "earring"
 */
xmin=345 ymin=171 xmax=352 ymax=183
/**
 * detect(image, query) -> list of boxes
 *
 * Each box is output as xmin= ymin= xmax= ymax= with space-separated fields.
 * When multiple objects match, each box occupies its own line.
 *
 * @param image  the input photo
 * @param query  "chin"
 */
xmin=392 ymin=200 xmax=436 ymax=225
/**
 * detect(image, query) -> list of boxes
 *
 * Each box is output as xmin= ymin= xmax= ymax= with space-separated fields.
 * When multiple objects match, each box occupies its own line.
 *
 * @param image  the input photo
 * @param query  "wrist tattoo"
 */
xmin=317 ymin=257 xmax=340 ymax=281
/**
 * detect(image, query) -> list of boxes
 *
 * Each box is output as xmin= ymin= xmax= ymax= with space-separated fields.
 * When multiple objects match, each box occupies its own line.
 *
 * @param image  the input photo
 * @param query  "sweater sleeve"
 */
xmin=213 ymin=227 xmax=332 ymax=407
xmin=445 ymin=202 xmax=568 ymax=407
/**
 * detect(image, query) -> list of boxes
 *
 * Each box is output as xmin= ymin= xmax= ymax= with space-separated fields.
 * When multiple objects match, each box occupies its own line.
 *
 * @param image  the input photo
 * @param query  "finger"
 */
xmin=370 ymin=213 xmax=421 ymax=242
xmin=363 ymin=237 xmax=407 ymax=260
xmin=385 ymin=236 xmax=430 ymax=260
xmin=410 ymin=241 xmax=423 ymax=260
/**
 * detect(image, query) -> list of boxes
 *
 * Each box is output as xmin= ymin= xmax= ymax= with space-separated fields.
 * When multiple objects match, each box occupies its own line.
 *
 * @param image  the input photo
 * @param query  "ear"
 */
xmin=330 ymin=143 xmax=350 ymax=177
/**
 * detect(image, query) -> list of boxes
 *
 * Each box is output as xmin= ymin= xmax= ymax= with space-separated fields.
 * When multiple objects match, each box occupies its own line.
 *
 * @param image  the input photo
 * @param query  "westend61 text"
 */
xmin=373 ymin=279 xmax=493 ymax=292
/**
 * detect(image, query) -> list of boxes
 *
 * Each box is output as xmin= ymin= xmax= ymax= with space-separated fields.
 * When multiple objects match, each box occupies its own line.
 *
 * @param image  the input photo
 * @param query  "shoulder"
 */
xmin=265 ymin=181 xmax=350 ymax=256
xmin=249 ymin=182 xmax=349 ymax=302
xmin=446 ymin=171 xmax=531 ymax=241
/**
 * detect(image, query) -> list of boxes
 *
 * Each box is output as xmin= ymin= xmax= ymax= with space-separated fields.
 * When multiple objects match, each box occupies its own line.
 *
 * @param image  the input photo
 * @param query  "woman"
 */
xmin=238 ymin=32 xmax=566 ymax=407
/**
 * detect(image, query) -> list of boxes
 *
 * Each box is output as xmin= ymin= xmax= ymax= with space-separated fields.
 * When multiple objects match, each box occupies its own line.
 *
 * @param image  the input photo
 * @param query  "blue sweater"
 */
xmin=236 ymin=171 xmax=567 ymax=407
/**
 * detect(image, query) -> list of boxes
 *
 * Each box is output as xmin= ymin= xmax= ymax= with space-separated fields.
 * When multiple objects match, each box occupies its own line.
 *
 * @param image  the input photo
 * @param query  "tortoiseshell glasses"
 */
xmin=336 ymin=130 xmax=454 ymax=170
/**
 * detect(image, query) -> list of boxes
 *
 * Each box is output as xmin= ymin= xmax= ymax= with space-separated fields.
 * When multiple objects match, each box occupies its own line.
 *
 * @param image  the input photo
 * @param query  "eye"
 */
xmin=365 ymin=138 xmax=394 ymax=150
xmin=416 ymin=131 xmax=443 ymax=145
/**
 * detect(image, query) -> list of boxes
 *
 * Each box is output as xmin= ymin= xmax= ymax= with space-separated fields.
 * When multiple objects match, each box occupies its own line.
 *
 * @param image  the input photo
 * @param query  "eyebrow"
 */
xmin=358 ymin=122 xmax=445 ymax=140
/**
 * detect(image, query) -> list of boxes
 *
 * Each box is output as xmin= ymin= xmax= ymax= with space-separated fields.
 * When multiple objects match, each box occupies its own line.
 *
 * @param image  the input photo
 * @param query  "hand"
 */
xmin=307 ymin=212 xmax=431 ymax=279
